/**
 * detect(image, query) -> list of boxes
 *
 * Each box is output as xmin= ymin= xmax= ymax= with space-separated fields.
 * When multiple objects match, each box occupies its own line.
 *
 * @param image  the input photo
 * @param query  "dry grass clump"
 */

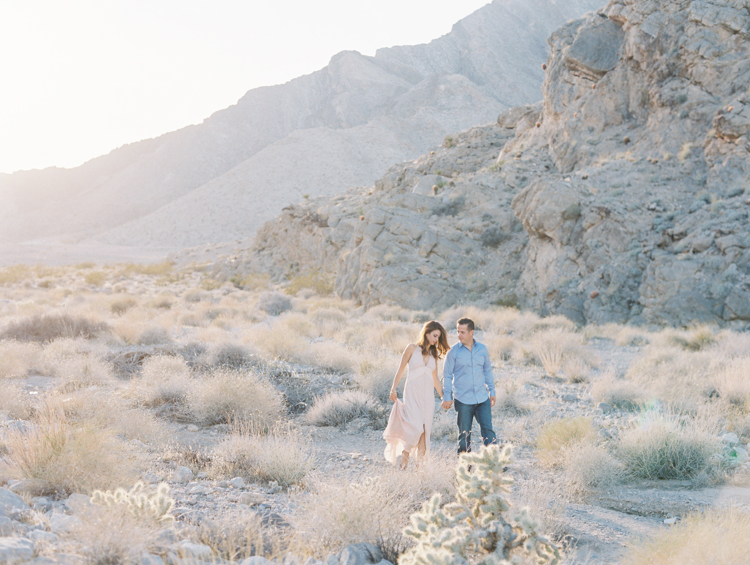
xmin=208 ymin=341 xmax=257 ymax=369
xmin=188 ymin=368 xmax=284 ymax=428
xmin=256 ymin=292 xmax=293 ymax=316
xmin=300 ymin=340 xmax=358 ymax=373
xmin=562 ymin=442 xmax=624 ymax=495
xmin=0 ymin=340 xmax=48 ymax=377
xmin=0 ymin=314 xmax=109 ymax=343
xmin=58 ymin=504 xmax=160 ymax=565
xmin=109 ymin=296 xmax=137 ymax=315
xmin=305 ymin=390 xmax=383 ymax=427
xmin=354 ymin=357 xmax=397 ymax=402
xmin=528 ymin=328 xmax=595 ymax=377
xmin=621 ymin=509 xmax=750 ymax=565
xmin=0 ymin=381 xmax=34 ymax=419
xmin=536 ymin=417 xmax=597 ymax=468
xmin=190 ymin=513 xmax=286 ymax=562
xmin=293 ymin=450 xmax=455 ymax=554
xmin=617 ymin=412 xmax=722 ymax=481
xmin=663 ymin=325 xmax=718 ymax=351
xmin=358 ymin=322 xmax=415 ymax=355
xmin=591 ymin=375 xmax=647 ymax=411
xmin=211 ymin=425 xmax=314 ymax=488
xmin=494 ymin=381 xmax=529 ymax=415
xmin=483 ymin=334 xmax=517 ymax=361
xmin=309 ymin=307 xmax=349 ymax=339
xmin=709 ymin=357 xmax=750 ymax=413
xmin=245 ymin=315 xmax=309 ymax=361
xmin=133 ymin=356 xmax=193 ymax=409
xmin=285 ymin=271 xmax=333 ymax=296
xmin=136 ymin=326 xmax=173 ymax=346
xmin=0 ymin=402 xmax=138 ymax=495
xmin=54 ymin=354 xmax=114 ymax=392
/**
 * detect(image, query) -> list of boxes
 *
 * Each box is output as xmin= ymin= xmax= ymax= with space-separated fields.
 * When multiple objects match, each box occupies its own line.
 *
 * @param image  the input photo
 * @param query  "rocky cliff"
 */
xmin=0 ymin=0 xmax=602 ymax=255
xmin=225 ymin=0 xmax=750 ymax=327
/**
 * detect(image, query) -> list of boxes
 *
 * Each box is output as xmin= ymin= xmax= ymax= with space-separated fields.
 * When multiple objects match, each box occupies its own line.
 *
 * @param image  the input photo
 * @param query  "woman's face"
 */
xmin=427 ymin=329 xmax=441 ymax=346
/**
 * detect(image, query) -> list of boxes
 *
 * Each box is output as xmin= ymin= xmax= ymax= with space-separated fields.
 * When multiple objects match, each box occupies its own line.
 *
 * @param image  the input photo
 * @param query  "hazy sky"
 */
xmin=0 ymin=0 xmax=490 ymax=174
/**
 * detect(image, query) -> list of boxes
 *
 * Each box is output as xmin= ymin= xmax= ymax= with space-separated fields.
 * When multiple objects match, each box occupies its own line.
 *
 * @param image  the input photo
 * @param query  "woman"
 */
xmin=383 ymin=320 xmax=449 ymax=469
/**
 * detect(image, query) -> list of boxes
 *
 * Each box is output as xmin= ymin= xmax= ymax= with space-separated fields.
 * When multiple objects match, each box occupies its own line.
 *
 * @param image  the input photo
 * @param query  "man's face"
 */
xmin=456 ymin=324 xmax=473 ymax=345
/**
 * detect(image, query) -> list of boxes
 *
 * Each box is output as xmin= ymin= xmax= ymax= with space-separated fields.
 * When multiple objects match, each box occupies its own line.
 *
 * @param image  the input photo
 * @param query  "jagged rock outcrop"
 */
xmin=0 ymin=0 xmax=602 ymax=255
xmin=223 ymin=0 xmax=750 ymax=328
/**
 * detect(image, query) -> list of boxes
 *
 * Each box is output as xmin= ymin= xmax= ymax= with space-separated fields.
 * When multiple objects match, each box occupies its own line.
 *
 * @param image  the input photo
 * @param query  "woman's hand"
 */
xmin=389 ymin=389 xmax=397 ymax=402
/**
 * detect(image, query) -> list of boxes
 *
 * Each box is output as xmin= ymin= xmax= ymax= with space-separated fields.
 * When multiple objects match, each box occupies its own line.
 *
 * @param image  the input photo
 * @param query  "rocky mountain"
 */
xmin=0 ymin=0 xmax=603 ymax=257
xmin=224 ymin=0 xmax=750 ymax=327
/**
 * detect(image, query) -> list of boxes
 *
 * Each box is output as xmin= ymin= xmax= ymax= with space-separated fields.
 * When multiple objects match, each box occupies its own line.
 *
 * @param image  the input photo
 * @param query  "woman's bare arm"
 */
xmin=390 ymin=344 xmax=416 ymax=401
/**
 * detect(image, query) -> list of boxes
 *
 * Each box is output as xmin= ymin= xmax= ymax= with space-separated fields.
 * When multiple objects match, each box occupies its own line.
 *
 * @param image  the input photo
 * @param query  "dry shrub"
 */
xmin=246 ymin=317 xmax=308 ymax=362
xmin=484 ymin=334 xmax=516 ymax=361
xmin=300 ymin=341 xmax=358 ymax=373
xmin=360 ymin=322 xmax=415 ymax=355
xmin=0 ymin=341 xmax=46 ymax=377
xmin=133 ymin=356 xmax=193 ymax=409
xmin=309 ymin=307 xmax=349 ymax=339
xmin=0 ymin=381 xmax=34 ymax=419
xmin=562 ymin=356 xmax=590 ymax=383
xmin=535 ymin=417 xmax=596 ymax=468
xmin=59 ymin=504 xmax=159 ymax=564
xmin=625 ymin=346 xmax=712 ymax=406
xmin=431 ymin=409 xmax=459 ymax=442
xmin=256 ymin=292 xmax=292 ymax=316
xmin=293 ymin=450 xmax=455 ymax=554
xmin=305 ymin=390 xmax=382 ymax=427
xmin=562 ymin=442 xmax=624 ymax=495
xmin=528 ymin=328 xmax=593 ymax=377
xmin=494 ymin=381 xmax=529 ymax=416
xmin=621 ymin=509 xmax=750 ymax=565
xmin=285 ymin=271 xmax=334 ymax=297
xmin=366 ymin=304 xmax=414 ymax=322
xmin=665 ymin=325 xmax=718 ymax=351
xmin=208 ymin=341 xmax=257 ymax=369
xmin=136 ymin=327 xmax=173 ymax=346
xmin=617 ymin=412 xmax=722 ymax=481
xmin=0 ymin=402 xmax=138 ymax=495
xmin=354 ymin=357 xmax=397 ymax=402
xmin=0 ymin=314 xmax=108 ymax=342
xmin=190 ymin=513 xmax=286 ymax=562
xmin=54 ymin=354 xmax=113 ymax=392
xmin=188 ymin=368 xmax=283 ymax=428
xmin=709 ymin=357 xmax=750 ymax=413
xmin=110 ymin=297 xmax=137 ymax=315
xmin=211 ymin=425 xmax=314 ymax=488
xmin=591 ymin=375 xmax=647 ymax=411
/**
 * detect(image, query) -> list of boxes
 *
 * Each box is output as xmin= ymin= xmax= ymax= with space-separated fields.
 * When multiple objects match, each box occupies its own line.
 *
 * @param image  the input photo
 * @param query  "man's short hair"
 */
xmin=456 ymin=317 xmax=475 ymax=331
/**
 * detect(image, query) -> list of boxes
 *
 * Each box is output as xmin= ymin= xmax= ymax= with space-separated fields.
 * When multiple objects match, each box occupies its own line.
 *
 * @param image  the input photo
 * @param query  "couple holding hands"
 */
xmin=383 ymin=317 xmax=496 ymax=469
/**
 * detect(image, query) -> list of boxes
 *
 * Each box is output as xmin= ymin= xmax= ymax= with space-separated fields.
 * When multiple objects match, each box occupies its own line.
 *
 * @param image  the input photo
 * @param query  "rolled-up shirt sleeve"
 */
xmin=483 ymin=346 xmax=495 ymax=397
xmin=443 ymin=350 xmax=455 ymax=401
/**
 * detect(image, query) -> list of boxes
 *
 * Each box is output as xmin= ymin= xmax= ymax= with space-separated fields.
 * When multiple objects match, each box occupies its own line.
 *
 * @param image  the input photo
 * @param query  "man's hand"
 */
xmin=490 ymin=396 xmax=496 ymax=407
xmin=441 ymin=400 xmax=453 ymax=410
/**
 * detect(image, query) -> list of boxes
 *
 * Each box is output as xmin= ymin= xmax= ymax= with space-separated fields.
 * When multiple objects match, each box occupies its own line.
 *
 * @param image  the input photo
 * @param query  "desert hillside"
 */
xmin=226 ymin=0 xmax=750 ymax=328
xmin=0 ymin=0 xmax=602 ymax=257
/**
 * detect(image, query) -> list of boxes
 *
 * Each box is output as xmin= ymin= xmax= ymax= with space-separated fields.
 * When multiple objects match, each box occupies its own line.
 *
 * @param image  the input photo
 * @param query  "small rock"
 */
xmin=196 ymin=472 xmax=209 ymax=480
xmin=139 ymin=553 xmax=165 ymax=565
xmin=240 ymin=557 xmax=275 ymax=565
xmin=0 ymin=488 xmax=31 ymax=514
xmin=31 ymin=497 xmax=52 ymax=513
xmin=0 ymin=538 xmax=34 ymax=564
xmin=26 ymin=529 xmax=60 ymax=542
xmin=598 ymin=429 xmax=612 ymax=439
xmin=186 ymin=424 xmax=200 ymax=432
xmin=238 ymin=493 xmax=264 ymax=506
xmin=216 ymin=481 xmax=230 ymax=489
xmin=173 ymin=541 xmax=214 ymax=560
xmin=561 ymin=393 xmax=578 ymax=402
xmin=49 ymin=512 xmax=83 ymax=534
xmin=143 ymin=472 xmax=161 ymax=484
xmin=0 ymin=516 xmax=13 ymax=536
xmin=172 ymin=466 xmax=194 ymax=484
xmin=229 ymin=477 xmax=246 ymax=489
xmin=64 ymin=493 xmax=93 ymax=513
xmin=339 ymin=543 xmax=383 ymax=565
xmin=598 ymin=402 xmax=614 ymax=414
xmin=664 ymin=517 xmax=677 ymax=525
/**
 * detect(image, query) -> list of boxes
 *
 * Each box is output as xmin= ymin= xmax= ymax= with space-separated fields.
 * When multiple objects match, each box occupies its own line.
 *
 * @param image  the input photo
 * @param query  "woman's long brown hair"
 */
xmin=417 ymin=320 xmax=450 ymax=360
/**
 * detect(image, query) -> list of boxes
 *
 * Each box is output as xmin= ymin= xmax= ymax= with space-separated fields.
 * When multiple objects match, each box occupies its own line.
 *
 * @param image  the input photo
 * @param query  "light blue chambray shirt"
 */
xmin=442 ymin=340 xmax=496 ymax=404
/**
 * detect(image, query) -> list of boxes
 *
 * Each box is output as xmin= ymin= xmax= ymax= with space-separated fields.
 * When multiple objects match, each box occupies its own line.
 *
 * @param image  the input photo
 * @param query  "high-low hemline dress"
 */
xmin=383 ymin=351 xmax=436 ymax=464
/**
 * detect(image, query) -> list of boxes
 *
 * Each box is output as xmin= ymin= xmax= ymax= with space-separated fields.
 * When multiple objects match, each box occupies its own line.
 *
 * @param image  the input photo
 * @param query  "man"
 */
xmin=441 ymin=317 xmax=496 ymax=453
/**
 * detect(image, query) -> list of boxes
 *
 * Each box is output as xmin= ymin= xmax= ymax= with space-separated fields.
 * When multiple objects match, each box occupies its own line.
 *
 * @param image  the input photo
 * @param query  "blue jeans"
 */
xmin=455 ymin=397 xmax=496 ymax=453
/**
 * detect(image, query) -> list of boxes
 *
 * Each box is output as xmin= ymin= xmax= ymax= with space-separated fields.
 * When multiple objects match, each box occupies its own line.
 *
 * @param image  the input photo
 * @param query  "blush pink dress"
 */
xmin=383 ymin=349 xmax=437 ymax=464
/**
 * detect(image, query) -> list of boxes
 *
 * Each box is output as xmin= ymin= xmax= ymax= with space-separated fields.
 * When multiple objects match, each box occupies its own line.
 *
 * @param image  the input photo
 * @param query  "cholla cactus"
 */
xmin=91 ymin=482 xmax=175 ymax=522
xmin=401 ymin=445 xmax=560 ymax=565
